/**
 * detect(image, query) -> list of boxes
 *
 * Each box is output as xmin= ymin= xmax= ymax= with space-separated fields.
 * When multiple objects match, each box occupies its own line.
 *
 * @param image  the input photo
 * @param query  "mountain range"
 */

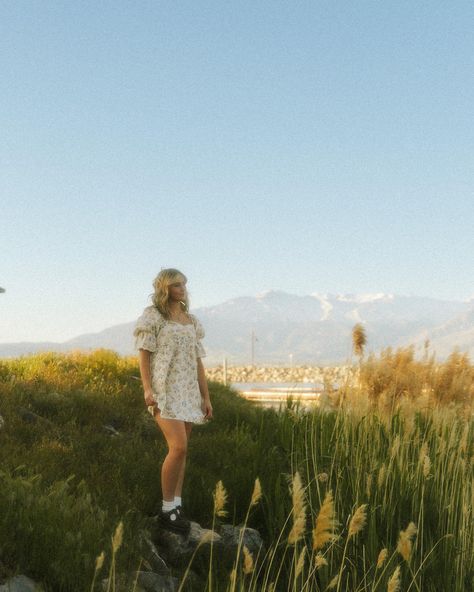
xmin=1 ymin=291 xmax=473 ymax=365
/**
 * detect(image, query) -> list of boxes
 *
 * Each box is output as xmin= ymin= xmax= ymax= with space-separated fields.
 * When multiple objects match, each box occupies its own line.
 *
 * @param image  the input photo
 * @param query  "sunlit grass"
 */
xmin=0 ymin=347 xmax=472 ymax=591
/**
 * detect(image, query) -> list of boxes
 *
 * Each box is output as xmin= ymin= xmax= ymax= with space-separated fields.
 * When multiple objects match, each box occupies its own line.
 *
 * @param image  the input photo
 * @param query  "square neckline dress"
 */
xmin=133 ymin=306 xmax=207 ymax=424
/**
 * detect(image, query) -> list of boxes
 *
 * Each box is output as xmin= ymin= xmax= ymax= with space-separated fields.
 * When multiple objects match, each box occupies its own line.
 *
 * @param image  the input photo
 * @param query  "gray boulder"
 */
xmin=0 ymin=575 xmax=44 ymax=592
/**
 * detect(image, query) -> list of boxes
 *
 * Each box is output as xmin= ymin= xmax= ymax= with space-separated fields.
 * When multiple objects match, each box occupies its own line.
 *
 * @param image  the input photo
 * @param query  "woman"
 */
xmin=134 ymin=268 xmax=213 ymax=533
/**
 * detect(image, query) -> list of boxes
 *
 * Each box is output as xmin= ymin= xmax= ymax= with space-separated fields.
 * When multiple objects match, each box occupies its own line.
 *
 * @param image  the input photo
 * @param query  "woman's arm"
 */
xmin=197 ymin=357 xmax=213 ymax=418
xmin=138 ymin=349 xmax=155 ymax=406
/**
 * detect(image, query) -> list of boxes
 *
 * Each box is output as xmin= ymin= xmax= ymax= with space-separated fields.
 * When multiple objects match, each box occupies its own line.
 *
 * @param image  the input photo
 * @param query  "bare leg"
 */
xmin=153 ymin=412 xmax=188 ymax=501
xmin=175 ymin=422 xmax=193 ymax=497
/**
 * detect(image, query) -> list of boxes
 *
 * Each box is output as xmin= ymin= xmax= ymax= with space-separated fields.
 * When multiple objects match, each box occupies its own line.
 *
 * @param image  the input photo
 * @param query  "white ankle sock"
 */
xmin=174 ymin=496 xmax=182 ymax=507
xmin=162 ymin=499 xmax=176 ymax=512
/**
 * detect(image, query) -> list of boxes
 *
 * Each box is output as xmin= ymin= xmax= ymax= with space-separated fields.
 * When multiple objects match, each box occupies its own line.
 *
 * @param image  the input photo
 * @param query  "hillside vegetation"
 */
xmin=0 ymin=348 xmax=472 ymax=591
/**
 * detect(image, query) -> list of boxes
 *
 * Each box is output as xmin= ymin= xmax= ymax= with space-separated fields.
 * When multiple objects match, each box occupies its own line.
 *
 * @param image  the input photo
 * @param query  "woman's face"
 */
xmin=168 ymin=276 xmax=187 ymax=302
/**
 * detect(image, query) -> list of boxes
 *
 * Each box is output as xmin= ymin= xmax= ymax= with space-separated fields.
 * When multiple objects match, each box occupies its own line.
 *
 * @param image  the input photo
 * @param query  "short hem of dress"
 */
xmin=159 ymin=412 xmax=207 ymax=424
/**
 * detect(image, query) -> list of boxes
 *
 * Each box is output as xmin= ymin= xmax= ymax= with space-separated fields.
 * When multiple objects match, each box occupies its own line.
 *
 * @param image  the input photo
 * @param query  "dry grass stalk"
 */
xmin=459 ymin=423 xmax=469 ymax=453
xmin=377 ymin=464 xmax=386 ymax=488
xmin=250 ymin=477 xmax=262 ymax=507
xmin=376 ymin=548 xmax=388 ymax=569
xmin=229 ymin=568 xmax=237 ymax=588
xmin=295 ymin=547 xmax=306 ymax=578
xmin=422 ymin=454 xmax=431 ymax=478
xmin=366 ymin=473 xmax=372 ymax=498
xmin=348 ymin=504 xmax=368 ymax=537
xmin=242 ymin=546 xmax=254 ymax=574
xmin=419 ymin=441 xmax=428 ymax=462
xmin=314 ymin=553 xmax=328 ymax=569
xmin=312 ymin=490 xmax=338 ymax=551
xmin=95 ymin=551 xmax=105 ymax=572
xmin=111 ymin=521 xmax=123 ymax=553
xmin=328 ymin=573 xmax=339 ymax=589
xmin=199 ymin=531 xmax=215 ymax=545
xmin=352 ymin=323 xmax=367 ymax=357
xmin=213 ymin=480 xmax=228 ymax=517
xmin=288 ymin=471 xmax=307 ymax=544
xmin=390 ymin=435 xmax=401 ymax=458
xmin=387 ymin=565 xmax=401 ymax=592
xmin=397 ymin=522 xmax=418 ymax=561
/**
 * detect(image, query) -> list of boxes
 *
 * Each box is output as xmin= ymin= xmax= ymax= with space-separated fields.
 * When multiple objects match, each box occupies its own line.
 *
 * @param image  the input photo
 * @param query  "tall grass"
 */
xmin=0 ymin=347 xmax=472 ymax=591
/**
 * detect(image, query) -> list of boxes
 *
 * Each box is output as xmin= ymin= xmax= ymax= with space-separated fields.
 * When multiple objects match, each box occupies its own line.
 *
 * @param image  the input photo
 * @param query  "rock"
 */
xmin=0 ymin=575 xmax=44 ymax=591
xmin=102 ymin=424 xmax=120 ymax=437
xmin=15 ymin=408 xmax=55 ymax=428
xmin=218 ymin=524 xmax=263 ymax=555
xmin=137 ymin=531 xmax=171 ymax=575
xmin=16 ymin=408 xmax=42 ymax=424
xmin=101 ymin=572 xmax=179 ymax=592
xmin=136 ymin=571 xmax=179 ymax=592
xmin=150 ymin=517 xmax=265 ymax=580
xmin=150 ymin=519 xmax=221 ymax=568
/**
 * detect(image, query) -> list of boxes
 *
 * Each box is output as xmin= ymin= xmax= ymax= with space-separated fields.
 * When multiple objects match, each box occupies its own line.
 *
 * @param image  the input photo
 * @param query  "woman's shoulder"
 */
xmin=188 ymin=313 xmax=205 ymax=335
xmin=140 ymin=305 xmax=165 ymax=323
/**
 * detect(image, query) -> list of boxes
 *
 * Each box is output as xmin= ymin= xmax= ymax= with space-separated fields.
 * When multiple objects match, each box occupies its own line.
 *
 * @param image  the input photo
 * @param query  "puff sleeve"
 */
xmin=192 ymin=316 xmax=207 ymax=358
xmin=133 ymin=306 xmax=163 ymax=352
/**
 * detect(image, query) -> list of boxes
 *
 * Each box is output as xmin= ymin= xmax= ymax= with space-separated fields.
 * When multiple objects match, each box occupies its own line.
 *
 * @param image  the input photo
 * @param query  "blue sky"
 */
xmin=1 ymin=1 xmax=473 ymax=342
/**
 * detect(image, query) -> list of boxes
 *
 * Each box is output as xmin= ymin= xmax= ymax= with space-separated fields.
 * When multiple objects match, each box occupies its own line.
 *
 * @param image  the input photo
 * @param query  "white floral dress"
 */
xmin=133 ymin=306 xmax=207 ymax=424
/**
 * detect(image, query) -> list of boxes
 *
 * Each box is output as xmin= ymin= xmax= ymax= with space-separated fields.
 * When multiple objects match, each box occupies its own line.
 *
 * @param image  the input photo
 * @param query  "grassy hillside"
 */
xmin=0 ymin=349 xmax=472 ymax=591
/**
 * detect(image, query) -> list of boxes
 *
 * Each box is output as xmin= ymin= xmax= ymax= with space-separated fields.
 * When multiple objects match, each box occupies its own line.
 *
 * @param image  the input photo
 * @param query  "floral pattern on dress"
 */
xmin=133 ymin=306 xmax=207 ymax=424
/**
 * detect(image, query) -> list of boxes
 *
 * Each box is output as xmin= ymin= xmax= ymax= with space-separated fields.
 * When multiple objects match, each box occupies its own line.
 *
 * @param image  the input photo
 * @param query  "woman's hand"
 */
xmin=201 ymin=397 xmax=213 ymax=420
xmin=144 ymin=388 xmax=155 ymax=407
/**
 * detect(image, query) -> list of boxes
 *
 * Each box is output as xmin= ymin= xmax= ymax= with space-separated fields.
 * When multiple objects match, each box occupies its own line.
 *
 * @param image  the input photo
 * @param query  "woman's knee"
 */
xmin=167 ymin=441 xmax=187 ymax=458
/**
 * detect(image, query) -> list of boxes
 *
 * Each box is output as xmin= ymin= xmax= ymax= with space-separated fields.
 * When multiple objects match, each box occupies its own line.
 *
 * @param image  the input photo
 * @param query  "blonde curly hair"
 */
xmin=151 ymin=268 xmax=189 ymax=318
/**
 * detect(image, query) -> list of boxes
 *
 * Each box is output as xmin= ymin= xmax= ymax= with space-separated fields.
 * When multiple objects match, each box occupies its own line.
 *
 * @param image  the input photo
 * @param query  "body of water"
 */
xmin=230 ymin=381 xmax=326 ymax=410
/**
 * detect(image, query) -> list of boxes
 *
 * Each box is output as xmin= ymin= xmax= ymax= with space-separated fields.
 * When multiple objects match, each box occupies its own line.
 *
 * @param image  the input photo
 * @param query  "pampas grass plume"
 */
xmin=242 ymin=546 xmax=254 ymax=574
xmin=378 ymin=464 xmax=386 ymax=488
xmin=95 ymin=551 xmax=105 ymax=572
xmin=111 ymin=521 xmax=123 ymax=553
xmin=312 ymin=490 xmax=338 ymax=551
xmin=213 ymin=479 xmax=228 ymax=517
xmin=397 ymin=522 xmax=418 ymax=561
xmin=376 ymin=548 xmax=388 ymax=569
xmin=387 ymin=565 xmax=401 ymax=592
xmin=423 ymin=454 xmax=431 ymax=478
xmin=348 ymin=504 xmax=368 ymax=537
xmin=328 ymin=574 xmax=339 ymax=589
xmin=295 ymin=547 xmax=306 ymax=578
xmin=288 ymin=471 xmax=307 ymax=544
xmin=250 ymin=477 xmax=262 ymax=507
xmin=314 ymin=553 xmax=328 ymax=569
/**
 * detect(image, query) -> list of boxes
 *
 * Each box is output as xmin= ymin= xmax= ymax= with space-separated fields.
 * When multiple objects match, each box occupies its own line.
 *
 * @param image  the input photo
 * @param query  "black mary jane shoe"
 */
xmin=176 ymin=505 xmax=187 ymax=519
xmin=158 ymin=507 xmax=190 ymax=534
